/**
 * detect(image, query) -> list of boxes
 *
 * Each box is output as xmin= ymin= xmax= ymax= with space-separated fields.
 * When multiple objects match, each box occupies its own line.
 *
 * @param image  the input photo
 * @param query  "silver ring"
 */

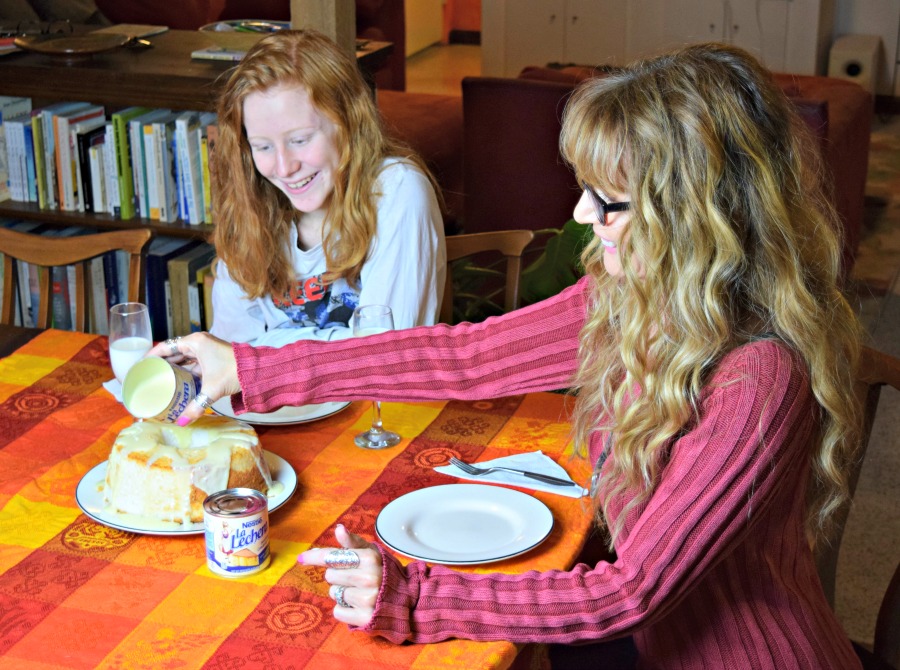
xmin=194 ymin=392 xmax=212 ymax=410
xmin=334 ymin=585 xmax=351 ymax=608
xmin=324 ymin=549 xmax=360 ymax=569
xmin=164 ymin=337 xmax=181 ymax=355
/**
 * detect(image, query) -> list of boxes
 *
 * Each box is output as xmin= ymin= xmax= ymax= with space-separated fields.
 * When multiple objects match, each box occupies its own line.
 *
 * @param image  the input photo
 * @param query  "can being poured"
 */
xmin=203 ymin=488 xmax=270 ymax=578
xmin=122 ymin=356 xmax=201 ymax=422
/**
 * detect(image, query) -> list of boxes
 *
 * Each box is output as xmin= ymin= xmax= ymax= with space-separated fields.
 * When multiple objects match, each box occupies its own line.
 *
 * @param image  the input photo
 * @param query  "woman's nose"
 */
xmin=573 ymin=190 xmax=596 ymax=225
xmin=275 ymin=148 xmax=298 ymax=177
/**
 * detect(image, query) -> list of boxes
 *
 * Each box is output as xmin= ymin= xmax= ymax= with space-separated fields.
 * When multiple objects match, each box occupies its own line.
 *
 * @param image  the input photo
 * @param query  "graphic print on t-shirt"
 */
xmin=272 ymin=273 xmax=359 ymax=329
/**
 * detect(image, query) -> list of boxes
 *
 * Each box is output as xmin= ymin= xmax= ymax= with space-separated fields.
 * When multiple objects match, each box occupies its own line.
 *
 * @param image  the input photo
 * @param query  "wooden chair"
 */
xmin=812 ymin=345 xmax=900 ymax=669
xmin=441 ymin=230 xmax=535 ymax=324
xmin=0 ymin=227 xmax=153 ymax=332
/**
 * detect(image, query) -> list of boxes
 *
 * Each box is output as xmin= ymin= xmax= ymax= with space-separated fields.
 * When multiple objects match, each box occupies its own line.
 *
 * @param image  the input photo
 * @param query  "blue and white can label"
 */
xmin=203 ymin=488 xmax=270 ymax=578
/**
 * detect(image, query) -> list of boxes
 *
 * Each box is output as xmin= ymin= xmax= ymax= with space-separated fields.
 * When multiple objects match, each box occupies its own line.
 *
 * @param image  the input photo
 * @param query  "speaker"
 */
xmin=828 ymin=35 xmax=881 ymax=94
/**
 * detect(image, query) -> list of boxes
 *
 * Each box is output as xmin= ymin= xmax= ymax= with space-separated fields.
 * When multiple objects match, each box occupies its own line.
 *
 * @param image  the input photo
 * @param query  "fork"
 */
xmin=448 ymin=457 xmax=579 ymax=487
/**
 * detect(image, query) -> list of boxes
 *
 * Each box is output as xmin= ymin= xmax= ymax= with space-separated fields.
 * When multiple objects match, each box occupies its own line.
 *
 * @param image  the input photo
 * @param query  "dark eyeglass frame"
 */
xmin=581 ymin=181 xmax=630 ymax=226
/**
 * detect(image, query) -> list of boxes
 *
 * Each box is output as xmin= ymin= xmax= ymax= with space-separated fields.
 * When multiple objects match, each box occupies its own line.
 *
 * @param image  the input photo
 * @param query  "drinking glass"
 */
xmin=109 ymin=302 xmax=152 ymax=383
xmin=352 ymin=305 xmax=401 ymax=449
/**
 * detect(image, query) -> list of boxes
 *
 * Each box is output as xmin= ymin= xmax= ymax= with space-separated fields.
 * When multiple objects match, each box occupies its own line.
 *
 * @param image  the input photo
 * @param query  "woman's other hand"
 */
xmin=146 ymin=332 xmax=240 ymax=425
xmin=298 ymin=524 xmax=383 ymax=627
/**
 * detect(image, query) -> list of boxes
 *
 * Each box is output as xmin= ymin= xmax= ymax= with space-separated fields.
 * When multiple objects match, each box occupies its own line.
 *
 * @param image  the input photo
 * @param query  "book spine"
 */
xmin=89 ymin=144 xmax=105 ymax=214
xmin=144 ymin=123 xmax=160 ymax=220
xmin=50 ymin=264 xmax=71 ymax=330
xmin=31 ymin=115 xmax=47 ymax=208
xmin=200 ymin=135 xmax=211 ymax=223
xmin=102 ymin=251 xmax=119 ymax=309
xmin=54 ymin=116 xmax=73 ymax=210
xmin=104 ymin=122 xmax=119 ymax=216
xmin=75 ymin=130 xmax=92 ymax=213
xmin=160 ymin=124 xmax=178 ymax=223
xmin=22 ymin=124 xmax=36 ymax=202
xmin=128 ymin=119 xmax=145 ymax=218
xmin=40 ymin=111 xmax=58 ymax=209
xmin=187 ymin=121 xmax=203 ymax=224
xmin=3 ymin=119 xmax=21 ymax=201
xmin=90 ymin=257 xmax=109 ymax=334
xmin=66 ymin=264 xmax=77 ymax=329
xmin=164 ymin=279 xmax=174 ymax=339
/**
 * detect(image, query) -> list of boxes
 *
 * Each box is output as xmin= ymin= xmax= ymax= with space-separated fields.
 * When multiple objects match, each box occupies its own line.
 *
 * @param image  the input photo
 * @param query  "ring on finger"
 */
xmin=334 ymin=585 xmax=352 ymax=608
xmin=324 ymin=548 xmax=360 ymax=569
xmin=194 ymin=392 xmax=212 ymax=410
xmin=164 ymin=336 xmax=181 ymax=355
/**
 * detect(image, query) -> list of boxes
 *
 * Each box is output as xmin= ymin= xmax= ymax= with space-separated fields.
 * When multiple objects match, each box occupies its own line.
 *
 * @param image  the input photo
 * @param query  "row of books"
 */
xmin=1 ymin=219 xmax=216 ymax=340
xmin=0 ymin=95 xmax=218 ymax=226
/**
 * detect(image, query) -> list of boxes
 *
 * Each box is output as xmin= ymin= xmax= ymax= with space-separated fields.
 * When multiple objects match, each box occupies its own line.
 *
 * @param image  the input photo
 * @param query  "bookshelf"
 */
xmin=0 ymin=29 xmax=392 ymax=241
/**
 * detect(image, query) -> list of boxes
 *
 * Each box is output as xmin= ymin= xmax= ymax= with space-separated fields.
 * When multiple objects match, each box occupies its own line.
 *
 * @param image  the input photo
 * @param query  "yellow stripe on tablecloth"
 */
xmin=0 ymin=495 xmax=82 ymax=550
xmin=146 ymin=572 xmax=269 ymax=634
xmin=0 ymin=354 xmax=69 ymax=398
xmin=408 ymin=636 xmax=518 ymax=670
xmin=192 ymin=537 xmax=307 ymax=585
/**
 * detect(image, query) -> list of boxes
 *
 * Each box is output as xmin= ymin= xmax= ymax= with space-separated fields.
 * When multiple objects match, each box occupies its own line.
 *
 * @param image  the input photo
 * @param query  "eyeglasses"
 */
xmin=581 ymin=181 xmax=630 ymax=225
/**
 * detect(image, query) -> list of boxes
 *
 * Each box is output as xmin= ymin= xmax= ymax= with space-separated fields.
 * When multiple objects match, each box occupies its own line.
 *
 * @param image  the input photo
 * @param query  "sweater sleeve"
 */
xmin=357 ymin=341 xmax=818 ymax=645
xmin=231 ymin=276 xmax=590 ymax=412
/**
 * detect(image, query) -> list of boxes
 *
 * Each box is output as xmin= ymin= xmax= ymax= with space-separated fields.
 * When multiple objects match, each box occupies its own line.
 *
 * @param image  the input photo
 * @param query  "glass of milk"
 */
xmin=109 ymin=302 xmax=152 ymax=383
xmin=352 ymin=305 xmax=401 ymax=449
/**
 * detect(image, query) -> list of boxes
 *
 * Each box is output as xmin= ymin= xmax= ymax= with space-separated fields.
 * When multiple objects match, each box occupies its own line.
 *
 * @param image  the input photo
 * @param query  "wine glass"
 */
xmin=352 ymin=305 xmax=401 ymax=449
xmin=109 ymin=302 xmax=152 ymax=383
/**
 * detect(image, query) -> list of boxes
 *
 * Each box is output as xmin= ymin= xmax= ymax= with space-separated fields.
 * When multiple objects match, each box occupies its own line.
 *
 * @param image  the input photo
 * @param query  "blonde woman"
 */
xmin=210 ymin=30 xmax=445 ymax=345
xmin=154 ymin=43 xmax=863 ymax=668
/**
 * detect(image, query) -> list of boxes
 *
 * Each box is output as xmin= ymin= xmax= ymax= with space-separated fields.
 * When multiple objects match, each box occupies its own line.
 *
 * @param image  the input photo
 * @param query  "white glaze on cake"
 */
xmin=104 ymin=415 xmax=271 ymax=524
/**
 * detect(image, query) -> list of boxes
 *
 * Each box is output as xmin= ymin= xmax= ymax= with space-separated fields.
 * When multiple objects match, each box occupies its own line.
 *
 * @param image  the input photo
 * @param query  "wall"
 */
xmin=833 ymin=0 xmax=900 ymax=95
xmin=406 ymin=0 xmax=444 ymax=55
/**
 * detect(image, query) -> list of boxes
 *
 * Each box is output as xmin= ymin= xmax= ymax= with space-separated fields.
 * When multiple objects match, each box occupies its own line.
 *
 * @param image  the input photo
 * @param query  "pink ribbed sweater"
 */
xmin=233 ymin=278 xmax=860 ymax=669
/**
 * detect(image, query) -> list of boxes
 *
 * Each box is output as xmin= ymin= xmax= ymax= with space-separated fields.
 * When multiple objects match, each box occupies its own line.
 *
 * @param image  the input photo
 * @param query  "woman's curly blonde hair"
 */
xmin=212 ymin=29 xmax=440 ymax=299
xmin=560 ymin=43 xmax=862 ymax=547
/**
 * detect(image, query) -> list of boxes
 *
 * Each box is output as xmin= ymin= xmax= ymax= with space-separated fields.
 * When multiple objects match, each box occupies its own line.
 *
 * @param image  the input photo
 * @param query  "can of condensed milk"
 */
xmin=122 ymin=356 xmax=201 ymax=422
xmin=203 ymin=488 xmax=270 ymax=578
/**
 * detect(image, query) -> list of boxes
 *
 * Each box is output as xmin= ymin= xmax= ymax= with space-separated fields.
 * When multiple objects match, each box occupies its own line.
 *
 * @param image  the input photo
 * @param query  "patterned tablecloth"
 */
xmin=0 ymin=330 xmax=593 ymax=670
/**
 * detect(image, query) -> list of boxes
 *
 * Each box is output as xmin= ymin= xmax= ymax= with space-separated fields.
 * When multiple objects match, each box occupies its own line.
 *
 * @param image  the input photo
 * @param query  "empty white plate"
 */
xmin=376 ymin=484 xmax=554 ymax=565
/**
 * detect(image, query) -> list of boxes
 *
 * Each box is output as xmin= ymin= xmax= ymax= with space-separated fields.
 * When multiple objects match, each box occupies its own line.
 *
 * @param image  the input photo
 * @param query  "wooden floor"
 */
xmin=405 ymin=43 xmax=481 ymax=96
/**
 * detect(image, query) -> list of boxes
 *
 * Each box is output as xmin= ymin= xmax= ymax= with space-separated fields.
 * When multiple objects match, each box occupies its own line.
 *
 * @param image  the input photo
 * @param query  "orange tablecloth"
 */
xmin=0 ymin=330 xmax=593 ymax=669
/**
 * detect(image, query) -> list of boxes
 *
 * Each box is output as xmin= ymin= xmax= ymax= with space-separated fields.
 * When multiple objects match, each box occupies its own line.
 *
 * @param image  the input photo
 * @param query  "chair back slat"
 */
xmin=442 ymin=230 xmax=535 ymax=324
xmin=0 ymin=228 xmax=153 ymax=332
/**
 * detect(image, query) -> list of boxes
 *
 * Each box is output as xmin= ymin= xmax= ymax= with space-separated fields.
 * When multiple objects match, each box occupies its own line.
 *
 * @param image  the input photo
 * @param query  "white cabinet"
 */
xmin=484 ymin=0 xmax=835 ymax=78
xmin=482 ymin=0 xmax=628 ymax=77
xmin=628 ymin=0 xmax=834 ymax=75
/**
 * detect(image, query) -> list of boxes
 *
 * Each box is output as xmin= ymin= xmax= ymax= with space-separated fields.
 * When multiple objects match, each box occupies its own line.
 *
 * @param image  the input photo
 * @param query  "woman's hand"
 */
xmin=298 ymin=524 xmax=383 ymax=627
xmin=145 ymin=332 xmax=240 ymax=425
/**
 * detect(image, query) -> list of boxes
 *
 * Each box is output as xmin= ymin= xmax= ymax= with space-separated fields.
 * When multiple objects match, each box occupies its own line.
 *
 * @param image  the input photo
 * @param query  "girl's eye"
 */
xmin=250 ymin=144 xmax=271 ymax=152
xmin=290 ymin=137 xmax=308 ymax=146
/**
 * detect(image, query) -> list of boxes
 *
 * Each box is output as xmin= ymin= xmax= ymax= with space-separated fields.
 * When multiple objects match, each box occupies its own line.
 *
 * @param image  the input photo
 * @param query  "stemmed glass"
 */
xmin=352 ymin=305 xmax=401 ymax=449
xmin=108 ymin=302 xmax=152 ymax=384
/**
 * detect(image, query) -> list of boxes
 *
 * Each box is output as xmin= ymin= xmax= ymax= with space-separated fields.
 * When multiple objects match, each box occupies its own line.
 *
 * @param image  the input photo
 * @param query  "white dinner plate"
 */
xmin=75 ymin=451 xmax=297 ymax=536
xmin=211 ymin=396 xmax=351 ymax=426
xmin=375 ymin=484 xmax=554 ymax=565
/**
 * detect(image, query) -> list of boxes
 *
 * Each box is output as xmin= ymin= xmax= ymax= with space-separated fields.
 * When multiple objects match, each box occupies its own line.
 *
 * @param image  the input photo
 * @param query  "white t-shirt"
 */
xmin=210 ymin=158 xmax=446 ymax=345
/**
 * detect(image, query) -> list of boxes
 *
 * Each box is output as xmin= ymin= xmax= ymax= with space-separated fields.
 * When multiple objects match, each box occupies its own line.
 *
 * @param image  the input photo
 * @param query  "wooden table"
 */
xmin=0 ymin=329 xmax=592 ymax=669
xmin=0 ymin=29 xmax=392 ymax=110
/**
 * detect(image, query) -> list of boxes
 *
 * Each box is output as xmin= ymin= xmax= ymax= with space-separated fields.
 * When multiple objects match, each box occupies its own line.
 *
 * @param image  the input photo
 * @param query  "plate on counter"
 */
xmin=211 ymin=397 xmax=351 ymax=426
xmin=375 ymin=484 xmax=554 ymax=565
xmin=75 ymin=451 xmax=296 ymax=536
xmin=15 ymin=33 xmax=129 ymax=56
